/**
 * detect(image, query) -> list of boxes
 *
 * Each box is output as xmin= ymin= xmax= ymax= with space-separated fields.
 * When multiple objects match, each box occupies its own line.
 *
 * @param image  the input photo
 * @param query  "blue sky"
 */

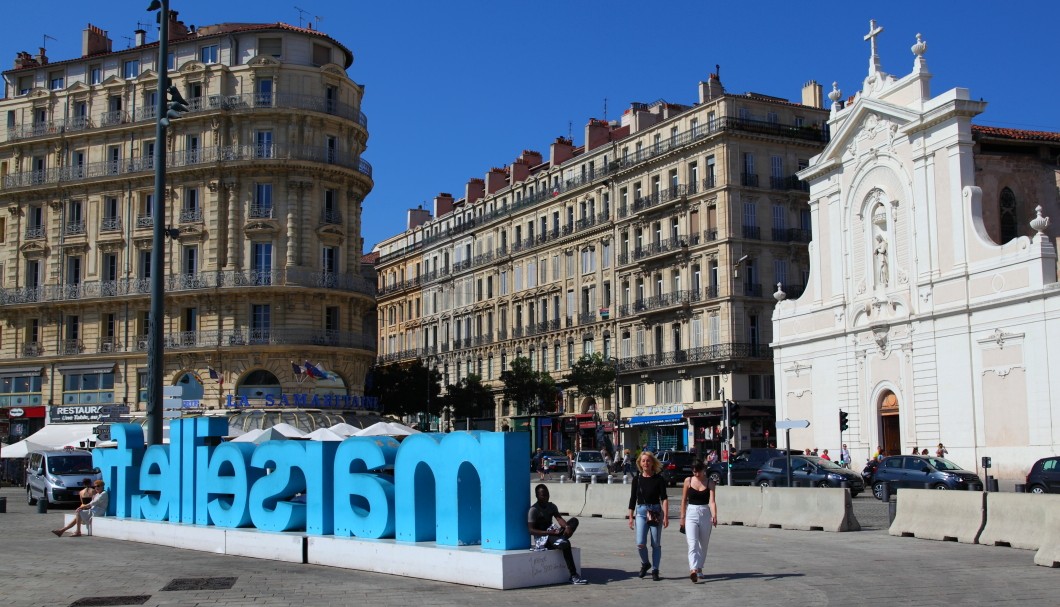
xmin=3 ymin=1 xmax=1056 ymax=251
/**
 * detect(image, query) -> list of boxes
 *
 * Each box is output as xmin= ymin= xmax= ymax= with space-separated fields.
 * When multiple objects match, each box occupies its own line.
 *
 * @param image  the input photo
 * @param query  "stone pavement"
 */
xmin=0 ymin=486 xmax=1053 ymax=607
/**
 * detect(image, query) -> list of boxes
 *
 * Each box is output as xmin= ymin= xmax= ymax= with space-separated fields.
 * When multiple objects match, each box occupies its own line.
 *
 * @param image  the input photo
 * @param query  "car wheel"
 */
xmin=27 ymin=488 xmax=36 ymax=506
xmin=933 ymin=484 xmax=949 ymax=490
xmin=817 ymin=481 xmax=830 ymax=489
xmin=757 ymin=479 xmax=771 ymax=488
xmin=1029 ymin=485 xmax=1047 ymax=494
xmin=872 ymin=481 xmax=887 ymax=501
xmin=708 ymin=472 xmax=722 ymax=485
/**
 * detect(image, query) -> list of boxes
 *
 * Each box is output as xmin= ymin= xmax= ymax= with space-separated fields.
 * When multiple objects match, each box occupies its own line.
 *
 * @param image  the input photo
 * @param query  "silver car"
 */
xmin=573 ymin=451 xmax=609 ymax=483
xmin=26 ymin=449 xmax=100 ymax=506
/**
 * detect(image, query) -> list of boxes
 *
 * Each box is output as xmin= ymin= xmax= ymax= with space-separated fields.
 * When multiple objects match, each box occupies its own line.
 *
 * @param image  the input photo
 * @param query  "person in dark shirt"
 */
xmin=680 ymin=461 xmax=717 ymax=583
xmin=528 ymin=484 xmax=586 ymax=585
xmin=627 ymin=451 xmax=668 ymax=581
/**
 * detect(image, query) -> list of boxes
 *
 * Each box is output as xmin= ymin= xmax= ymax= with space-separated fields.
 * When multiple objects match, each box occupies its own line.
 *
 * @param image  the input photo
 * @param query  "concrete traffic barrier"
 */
xmin=889 ymin=489 xmax=985 ymax=544
xmin=979 ymin=493 xmax=1060 ymax=550
xmin=532 ymin=481 xmax=586 ymax=516
xmin=1034 ymin=499 xmax=1060 ymax=568
xmin=582 ymin=483 xmax=632 ymax=519
xmin=714 ymin=486 xmax=763 ymax=527
xmin=756 ymin=487 xmax=860 ymax=532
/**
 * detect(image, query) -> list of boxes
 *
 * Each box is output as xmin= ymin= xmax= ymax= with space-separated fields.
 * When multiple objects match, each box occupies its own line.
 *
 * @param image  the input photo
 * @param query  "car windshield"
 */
xmin=815 ymin=458 xmax=843 ymax=470
xmin=577 ymin=452 xmax=604 ymax=462
xmin=927 ymin=457 xmax=962 ymax=471
xmin=47 ymin=456 xmax=95 ymax=475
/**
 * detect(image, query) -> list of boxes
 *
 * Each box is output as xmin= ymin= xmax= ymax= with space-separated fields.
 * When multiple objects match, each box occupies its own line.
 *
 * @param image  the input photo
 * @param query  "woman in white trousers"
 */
xmin=680 ymin=461 xmax=717 ymax=583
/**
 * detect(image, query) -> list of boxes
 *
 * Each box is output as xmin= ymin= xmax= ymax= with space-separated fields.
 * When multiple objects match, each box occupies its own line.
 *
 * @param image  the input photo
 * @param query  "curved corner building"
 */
xmin=0 ymin=17 xmax=376 ymax=438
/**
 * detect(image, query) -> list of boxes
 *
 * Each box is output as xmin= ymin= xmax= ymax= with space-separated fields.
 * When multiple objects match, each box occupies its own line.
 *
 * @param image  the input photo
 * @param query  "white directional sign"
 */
xmin=775 ymin=419 xmax=810 ymax=430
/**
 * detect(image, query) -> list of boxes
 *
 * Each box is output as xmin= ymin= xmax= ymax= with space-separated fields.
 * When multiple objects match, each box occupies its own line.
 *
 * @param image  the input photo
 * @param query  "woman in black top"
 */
xmin=627 ymin=451 xmax=668 ymax=580
xmin=680 ymin=461 xmax=717 ymax=583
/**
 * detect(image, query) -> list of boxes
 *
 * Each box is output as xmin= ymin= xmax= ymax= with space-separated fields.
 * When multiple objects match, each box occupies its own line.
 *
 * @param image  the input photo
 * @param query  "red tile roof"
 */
xmin=361 ymin=251 xmax=380 ymax=265
xmin=972 ymin=125 xmax=1060 ymax=143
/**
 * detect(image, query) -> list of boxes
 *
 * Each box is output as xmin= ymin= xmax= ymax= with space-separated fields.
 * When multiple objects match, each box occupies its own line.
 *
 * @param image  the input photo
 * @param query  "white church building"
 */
xmin=771 ymin=22 xmax=1060 ymax=483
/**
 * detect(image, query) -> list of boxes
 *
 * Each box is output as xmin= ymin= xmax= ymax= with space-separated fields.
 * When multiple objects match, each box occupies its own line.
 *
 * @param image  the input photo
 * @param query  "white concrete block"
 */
xmin=308 ymin=536 xmax=579 ymax=589
xmin=225 ymin=528 xmax=305 ymax=563
xmin=67 ymin=516 xmax=226 ymax=553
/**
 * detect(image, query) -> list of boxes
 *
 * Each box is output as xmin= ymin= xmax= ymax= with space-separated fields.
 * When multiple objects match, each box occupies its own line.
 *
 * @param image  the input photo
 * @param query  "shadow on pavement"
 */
xmin=699 ymin=571 xmax=805 ymax=582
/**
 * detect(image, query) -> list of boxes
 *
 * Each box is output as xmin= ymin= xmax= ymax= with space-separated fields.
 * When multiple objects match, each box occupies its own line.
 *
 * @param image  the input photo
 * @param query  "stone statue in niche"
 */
xmin=874 ymin=234 xmax=889 ymax=287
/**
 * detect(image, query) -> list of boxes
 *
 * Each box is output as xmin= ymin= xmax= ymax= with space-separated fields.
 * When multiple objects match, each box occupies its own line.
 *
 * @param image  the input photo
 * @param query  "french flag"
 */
xmin=207 ymin=366 xmax=222 ymax=388
xmin=304 ymin=360 xmax=327 ymax=379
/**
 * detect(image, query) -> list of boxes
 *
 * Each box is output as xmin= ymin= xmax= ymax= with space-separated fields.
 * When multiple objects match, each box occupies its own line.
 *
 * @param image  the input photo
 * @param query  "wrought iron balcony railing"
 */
xmin=617 ymin=342 xmax=771 ymax=371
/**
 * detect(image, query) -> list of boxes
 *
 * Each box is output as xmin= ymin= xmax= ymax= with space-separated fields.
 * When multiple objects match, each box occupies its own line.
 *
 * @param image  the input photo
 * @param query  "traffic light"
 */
xmin=839 ymin=410 xmax=849 ymax=432
xmin=160 ymin=85 xmax=189 ymax=127
xmin=727 ymin=401 xmax=741 ymax=427
xmin=719 ymin=427 xmax=729 ymax=443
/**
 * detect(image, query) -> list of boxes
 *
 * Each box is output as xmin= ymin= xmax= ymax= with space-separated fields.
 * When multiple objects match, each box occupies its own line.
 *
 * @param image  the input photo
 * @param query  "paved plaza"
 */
xmin=1 ymin=485 xmax=1053 ymax=606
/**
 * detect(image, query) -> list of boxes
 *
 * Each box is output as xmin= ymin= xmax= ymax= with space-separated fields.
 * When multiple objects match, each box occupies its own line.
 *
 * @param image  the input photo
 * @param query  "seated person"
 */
xmin=528 ymin=483 xmax=586 ymax=585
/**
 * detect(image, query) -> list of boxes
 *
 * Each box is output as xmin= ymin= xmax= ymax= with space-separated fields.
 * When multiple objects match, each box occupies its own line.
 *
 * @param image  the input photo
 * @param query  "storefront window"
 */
xmin=62 ymin=371 xmax=115 ymax=405
xmin=0 ymin=375 xmax=44 ymax=406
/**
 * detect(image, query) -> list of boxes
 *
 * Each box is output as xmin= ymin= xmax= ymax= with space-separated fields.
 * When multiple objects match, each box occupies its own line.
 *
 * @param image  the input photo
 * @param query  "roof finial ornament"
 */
xmin=828 ymin=81 xmax=843 ymax=117
xmin=865 ymin=19 xmax=884 ymax=77
xmin=911 ymin=33 xmax=928 ymax=71
xmin=1030 ymin=205 xmax=1050 ymax=240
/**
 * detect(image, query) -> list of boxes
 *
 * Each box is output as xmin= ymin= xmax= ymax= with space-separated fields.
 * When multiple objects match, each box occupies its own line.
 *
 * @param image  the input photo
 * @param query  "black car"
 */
xmin=753 ymin=455 xmax=865 ymax=497
xmin=1026 ymin=456 xmax=1060 ymax=494
xmin=659 ymin=451 xmax=696 ymax=486
xmin=871 ymin=455 xmax=982 ymax=500
xmin=707 ymin=448 xmax=804 ymax=486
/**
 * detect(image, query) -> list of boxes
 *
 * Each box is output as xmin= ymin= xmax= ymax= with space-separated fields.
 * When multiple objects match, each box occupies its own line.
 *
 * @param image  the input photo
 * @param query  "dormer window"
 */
xmin=49 ymin=71 xmax=64 ymax=90
xmin=200 ymin=44 xmax=219 ymax=64
xmin=123 ymin=59 xmax=140 ymax=79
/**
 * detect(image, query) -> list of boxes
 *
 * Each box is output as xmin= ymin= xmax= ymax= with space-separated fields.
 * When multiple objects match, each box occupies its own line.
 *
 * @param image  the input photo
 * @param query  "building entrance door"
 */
xmin=879 ymin=391 xmax=900 ymax=457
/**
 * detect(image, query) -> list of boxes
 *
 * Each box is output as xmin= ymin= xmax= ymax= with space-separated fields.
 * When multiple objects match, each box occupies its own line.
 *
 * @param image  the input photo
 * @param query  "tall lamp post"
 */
xmin=146 ymin=0 xmax=188 ymax=445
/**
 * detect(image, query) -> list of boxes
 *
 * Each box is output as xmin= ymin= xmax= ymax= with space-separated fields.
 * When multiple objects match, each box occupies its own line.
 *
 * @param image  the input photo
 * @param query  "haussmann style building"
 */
xmin=374 ymin=69 xmax=830 ymax=456
xmin=0 ymin=13 xmax=378 ymax=447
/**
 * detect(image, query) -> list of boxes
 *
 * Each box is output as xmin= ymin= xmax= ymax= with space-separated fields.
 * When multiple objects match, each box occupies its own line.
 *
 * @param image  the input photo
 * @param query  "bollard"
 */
xmin=607 ymin=474 xmax=613 ymax=484
xmin=888 ymin=499 xmax=897 ymax=525
xmin=591 ymin=474 xmax=597 ymax=484
xmin=966 ymin=483 xmax=982 ymax=491
xmin=987 ymin=477 xmax=999 ymax=493
xmin=1014 ymin=483 xmax=1026 ymax=493
xmin=0 ymin=496 xmax=6 ymax=513
xmin=559 ymin=475 xmax=565 ymax=484
xmin=623 ymin=474 xmax=629 ymax=485
xmin=879 ymin=481 xmax=890 ymax=501
xmin=36 ymin=499 xmax=48 ymax=514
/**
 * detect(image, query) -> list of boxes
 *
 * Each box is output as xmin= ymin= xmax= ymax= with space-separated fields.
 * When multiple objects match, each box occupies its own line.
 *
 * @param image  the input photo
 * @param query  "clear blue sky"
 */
xmin=3 ymin=1 xmax=1056 ymax=251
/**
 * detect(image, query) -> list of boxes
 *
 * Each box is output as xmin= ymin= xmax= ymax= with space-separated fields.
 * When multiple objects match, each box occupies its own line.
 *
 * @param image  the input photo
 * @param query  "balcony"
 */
xmin=179 ymin=208 xmax=203 ymax=224
xmin=3 ymin=143 xmax=373 ymax=189
xmin=22 ymin=342 xmax=43 ymax=357
xmin=743 ymin=283 xmax=762 ymax=297
xmin=321 ymin=209 xmax=343 ymax=225
xmin=741 ymin=173 xmax=759 ymax=187
xmin=705 ymin=285 xmax=719 ymax=298
xmin=99 ymin=110 xmax=128 ymax=127
xmin=631 ymin=184 xmax=689 ymax=214
xmin=161 ymin=328 xmax=374 ymax=350
xmin=24 ymin=226 xmax=46 ymax=240
xmin=248 ymin=204 xmax=274 ymax=219
xmin=770 ymin=175 xmax=810 ymax=192
xmin=630 ymin=235 xmax=692 ymax=263
xmin=781 ymin=284 xmax=806 ymax=299
xmin=578 ymin=312 xmax=596 ymax=325
xmin=100 ymin=216 xmax=122 ymax=232
xmin=787 ymin=228 xmax=812 ymax=243
xmin=0 ymin=268 xmax=376 ymax=306
xmin=136 ymin=215 xmax=153 ymax=229
xmin=703 ymin=228 xmax=719 ymax=243
xmin=617 ymin=342 xmax=771 ymax=371
xmin=702 ymin=175 xmax=717 ymax=190
xmin=742 ymin=225 xmax=761 ymax=240
xmin=63 ymin=220 xmax=86 ymax=236
xmin=619 ymin=289 xmax=702 ymax=316
xmin=61 ymin=339 xmax=84 ymax=355
xmin=97 ymin=337 xmax=122 ymax=353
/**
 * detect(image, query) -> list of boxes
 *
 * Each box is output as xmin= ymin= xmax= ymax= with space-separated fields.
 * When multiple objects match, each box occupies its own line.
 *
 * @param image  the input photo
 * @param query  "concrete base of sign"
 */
xmin=309 ymin=535 xmax=580 ymax=589
xmin=63 ymin=516 xmax=579 ymax=589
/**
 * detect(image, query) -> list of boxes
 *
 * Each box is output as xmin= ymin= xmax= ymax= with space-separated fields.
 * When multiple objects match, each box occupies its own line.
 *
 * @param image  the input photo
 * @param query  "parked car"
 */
xmin=707 ymin=448 xmax=804 ymax=486
xmin=572 ymin=451 xmax=609 ymax=483
xmin=659 ymin=451 xmax=697 ymax=486
xmin=753 ymin=455 xmax=865 ymax=497
xmin=540 ymin=450 xmax=569 ymax=475
xmin=1026 ymin=456 xmax=1060 ymax=494
xmin=26 ymin=449 xmax=100 ymax=506
xmin=871 ymin=455 xmax=982 ymax=500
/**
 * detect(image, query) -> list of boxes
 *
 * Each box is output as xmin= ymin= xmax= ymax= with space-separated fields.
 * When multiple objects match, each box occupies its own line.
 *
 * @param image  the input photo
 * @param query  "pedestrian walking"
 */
xmin=622 ymin=449 xmax=632 ymax=476
xmin=840 ymin=444 xmax=851 ymax=467
xmin=528 ymin=484 xmax=587 ymax=585
xmin=534 ymin=448 xmax=546 ymax=481
xmin=935 ymin=443 xmax=948 ymax=459
xmin=680 ymin=462 xmax=717 ymax=583
xmin=628 ymin=451 xmax=668 ymax=581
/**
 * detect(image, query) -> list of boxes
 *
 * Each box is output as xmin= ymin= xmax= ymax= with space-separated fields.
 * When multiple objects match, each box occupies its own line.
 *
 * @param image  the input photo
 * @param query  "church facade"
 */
xmin=771 ymin=23 xmax=1060 ymax=483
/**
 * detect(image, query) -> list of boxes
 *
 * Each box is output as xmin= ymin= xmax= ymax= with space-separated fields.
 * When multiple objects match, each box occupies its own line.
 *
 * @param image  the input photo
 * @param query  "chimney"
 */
xmin=520 ymin=149 xmax=543 ymax=167
xmin=485 ymin=168 xmax=507 ymax=194
xmin=698 ymin=66 xmax=725 ymax=104
xmin=14 ymin=51 xmax=38 ymax=70
xmin=407 ymin=206 xmax=431 ymax=230
xmin=465 ymin=178 xmax=485 ymax=205
xmin=168 ymin=11 xmax=189 ymax=39
xmin=510 ymin=159 xmax=530 ymax=185
xmin=82 ymin=23 xmax=112 ymax=57
xmin=549 ymin=137 xmax=574 ymax=167
xmin=433 ymin=192 xmax=455 ymax=218
xmin=134 ymin=29 xmax=146 ymax=47
xmin=34 ymin=47 xmax=48 ymax=66
xmin=801 ymin=80 xmax=824 ymax=109
xmin=585 ymin=119 xmax=611 ymax=152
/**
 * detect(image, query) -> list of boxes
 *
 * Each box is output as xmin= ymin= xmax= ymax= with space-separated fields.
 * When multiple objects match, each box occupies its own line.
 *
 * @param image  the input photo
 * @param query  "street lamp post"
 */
xmin=146 ymin=0 xmax=172 ymax=446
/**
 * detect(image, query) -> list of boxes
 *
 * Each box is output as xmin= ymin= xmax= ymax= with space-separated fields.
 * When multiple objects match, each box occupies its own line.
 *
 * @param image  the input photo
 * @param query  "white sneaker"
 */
xmin=570 ymin=575 xmax=588 ymax=585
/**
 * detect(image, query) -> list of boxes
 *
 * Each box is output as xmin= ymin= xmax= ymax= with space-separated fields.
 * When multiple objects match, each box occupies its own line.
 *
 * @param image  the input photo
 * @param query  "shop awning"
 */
xmin=0 ymin=366 xmax=43 ymax=377
xmin=0 ymin=423 xmax=99 ymax=458
xmin=56 ymin=362 xmax=117 ymax=373
xmin=627 ymin=414 xmax=685 ymax=427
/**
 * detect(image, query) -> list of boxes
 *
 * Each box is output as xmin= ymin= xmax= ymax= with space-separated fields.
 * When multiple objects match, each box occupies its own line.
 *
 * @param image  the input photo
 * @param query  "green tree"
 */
xmin=366 ymin=359 xmax=441 ymax=420
xmin=563 ymin=352 xmax=616 ymax=406
xmin=442 ymin=373 xmax=495 ymax=420
xmin=500 ymin=356 xmax=558 ymax=415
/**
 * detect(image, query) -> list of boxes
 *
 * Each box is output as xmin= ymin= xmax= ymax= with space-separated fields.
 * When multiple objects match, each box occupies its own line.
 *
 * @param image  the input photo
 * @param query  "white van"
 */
xmin=25 ymin=449 xmax=100 ymax=506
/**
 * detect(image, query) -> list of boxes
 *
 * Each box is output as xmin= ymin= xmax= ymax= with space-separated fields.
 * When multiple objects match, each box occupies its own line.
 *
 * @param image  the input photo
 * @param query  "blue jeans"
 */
xmin=634 ymin=504 xmax=663 ymax=569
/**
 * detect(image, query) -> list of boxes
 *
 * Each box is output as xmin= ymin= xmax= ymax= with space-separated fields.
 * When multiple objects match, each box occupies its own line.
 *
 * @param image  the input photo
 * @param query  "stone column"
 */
xmin=225 ymin=180 xmax=240 ymax=270
xmin=286 ymin=181 xmax=300 ymax=267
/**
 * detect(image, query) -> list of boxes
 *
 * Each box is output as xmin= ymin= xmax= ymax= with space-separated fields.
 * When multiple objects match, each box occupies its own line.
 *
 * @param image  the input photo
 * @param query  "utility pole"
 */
xmin=722 ymin=388 xmax=732 ymax=486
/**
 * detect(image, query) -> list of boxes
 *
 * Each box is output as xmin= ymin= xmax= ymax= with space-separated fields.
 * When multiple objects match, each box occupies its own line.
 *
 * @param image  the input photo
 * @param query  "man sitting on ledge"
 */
xmin=528 ymin=483 xmax=586 ymax=585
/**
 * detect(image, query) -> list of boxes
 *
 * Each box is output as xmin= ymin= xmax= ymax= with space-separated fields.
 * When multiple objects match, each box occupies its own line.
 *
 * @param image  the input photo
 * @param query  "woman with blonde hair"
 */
xmin=628 ymin=450 xmax=669 ymax=580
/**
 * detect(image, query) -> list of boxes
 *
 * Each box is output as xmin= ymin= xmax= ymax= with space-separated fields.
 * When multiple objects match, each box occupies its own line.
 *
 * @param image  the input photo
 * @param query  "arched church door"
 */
xmin=879 ymin=391 xmax=900 ymax=456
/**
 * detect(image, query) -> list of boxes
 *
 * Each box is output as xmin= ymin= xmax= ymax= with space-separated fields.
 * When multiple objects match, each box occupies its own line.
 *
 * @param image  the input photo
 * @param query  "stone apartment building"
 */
xmin=375 ymin=70 xmax=829 ymax=454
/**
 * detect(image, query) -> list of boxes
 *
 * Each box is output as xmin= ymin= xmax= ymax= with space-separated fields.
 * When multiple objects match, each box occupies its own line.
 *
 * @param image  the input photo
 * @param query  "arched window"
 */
xmin=999 ymin=187 xmax=1018 ymax=243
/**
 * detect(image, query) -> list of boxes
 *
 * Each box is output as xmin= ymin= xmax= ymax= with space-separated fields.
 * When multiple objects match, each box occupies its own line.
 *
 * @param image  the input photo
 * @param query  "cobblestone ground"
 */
xmin=1 ymin=486 xmax=1054 ymax=607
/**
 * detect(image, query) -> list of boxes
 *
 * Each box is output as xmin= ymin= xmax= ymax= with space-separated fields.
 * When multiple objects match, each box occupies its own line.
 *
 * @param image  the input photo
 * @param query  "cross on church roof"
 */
xmin=864 ymin=19 xmax=884 ymax=78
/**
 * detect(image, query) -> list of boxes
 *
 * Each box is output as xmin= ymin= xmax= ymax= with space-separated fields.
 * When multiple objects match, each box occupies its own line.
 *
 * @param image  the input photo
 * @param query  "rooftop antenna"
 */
xmin=568 ymin=120 xmax=572 ymax=140
xmin=603 ymin=98 xmax=608 ymax=122
xmin=121 ymin=35 xmax=134 ymax=49
xmin=42 ymin=33 xmax=57 ymax=53
xmin=294 ymin=5 xmax=310 ymax=28
xmin=314 ymin=14 xmax=324 ymax=30
xmin=137 ymin=20 xmax=153 ymax=39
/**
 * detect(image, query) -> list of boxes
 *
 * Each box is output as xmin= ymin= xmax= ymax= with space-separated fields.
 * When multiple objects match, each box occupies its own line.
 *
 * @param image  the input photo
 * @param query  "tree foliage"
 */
xmin=501 ymin=356 xmax=559 ymax=415
xmin=441 ymin=373 xmax=495 ymax=420
xmin=563 ymin=353 xmax=616 ymax=401
xmin=366 ymin=359 xmax=441 ymax=419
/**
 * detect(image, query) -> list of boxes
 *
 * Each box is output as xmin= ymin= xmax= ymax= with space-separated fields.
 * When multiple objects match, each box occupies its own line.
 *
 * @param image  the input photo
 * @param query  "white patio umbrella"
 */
xmin=354 ymin=422 xmax=394 ymax=437
xmin=327 ymin=422 xmax=361 ymax=437
xmin=230 ymin=428 xmax=265 ymax=443
xmin=305 ymin=427 xmax=345 ymax=442
xmin=269 ymin=423 xmax=307 ymax=438
xmin=383 ymin=422 xmax=421 ymax=436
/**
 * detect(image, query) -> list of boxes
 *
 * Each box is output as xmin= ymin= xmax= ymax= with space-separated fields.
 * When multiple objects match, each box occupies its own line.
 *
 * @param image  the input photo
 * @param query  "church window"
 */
xmin=999 ymin=187 xmax=1018 ymax=243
